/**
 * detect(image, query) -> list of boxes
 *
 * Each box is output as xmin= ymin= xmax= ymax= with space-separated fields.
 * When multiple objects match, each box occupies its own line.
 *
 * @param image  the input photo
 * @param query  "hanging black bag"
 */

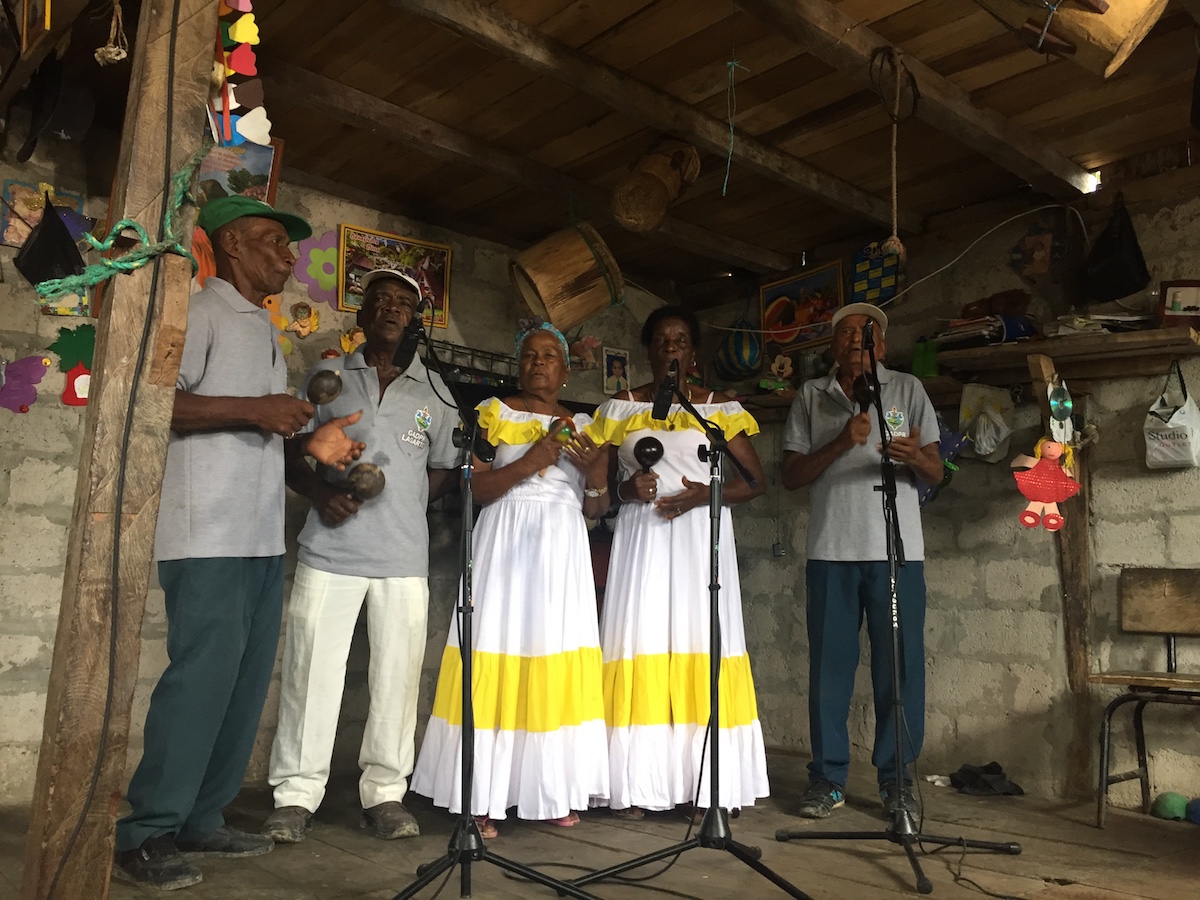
xmin=13 ymin=192 xmax=85 ymax=288
xmin=1084 ymin=192 xmax=1150 ymax=303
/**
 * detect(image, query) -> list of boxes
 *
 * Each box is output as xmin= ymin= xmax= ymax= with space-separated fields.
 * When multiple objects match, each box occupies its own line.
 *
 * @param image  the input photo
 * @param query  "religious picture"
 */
xmin=196 ymin=138 xmax=284 ymax=208
xmin=338 ymin=224 xmax=451 ymax=328
xmin=604 ymin=346 xmax=629 ymax=394
xmin=1 ymin=180 xmax=84 ymax=248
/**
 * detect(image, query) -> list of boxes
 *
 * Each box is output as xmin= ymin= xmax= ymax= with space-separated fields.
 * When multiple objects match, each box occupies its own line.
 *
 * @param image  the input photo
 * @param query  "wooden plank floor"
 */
xmin=2 ymin=752 xmax=1196 ymax=899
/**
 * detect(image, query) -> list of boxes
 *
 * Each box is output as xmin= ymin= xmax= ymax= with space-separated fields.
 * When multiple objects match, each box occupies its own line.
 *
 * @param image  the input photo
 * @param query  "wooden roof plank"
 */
xmin=391 ymin=0 xmax=921 ymax=233
xmin=261 ymin=60 xmax=796 ymax=274
xmin=738 ymin=0 xmax=1094 ymax=196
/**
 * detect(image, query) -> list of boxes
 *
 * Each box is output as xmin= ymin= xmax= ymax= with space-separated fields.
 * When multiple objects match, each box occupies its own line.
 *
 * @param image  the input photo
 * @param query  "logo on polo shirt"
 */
xmin=415 ymin=406 xmax=432 ymax=431
xmin=885 ymin=406 xmax=908 ymax=438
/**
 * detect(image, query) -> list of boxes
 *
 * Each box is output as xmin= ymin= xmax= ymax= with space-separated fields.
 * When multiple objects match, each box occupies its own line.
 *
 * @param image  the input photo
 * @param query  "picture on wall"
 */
xmin=759 ymin=259 xmax=845 ymax=369
xmin=1 ymin=180 xmax=84 ymax=248
xmin=603 ymin=346 xmax=630 ymax=394
xmin=338 ymin=224 xmax=451 ymax=328
xmin=196 ymin=137 xmax=284 ymax=208
xmin=21 ymin=0 xmax=48 ymax=56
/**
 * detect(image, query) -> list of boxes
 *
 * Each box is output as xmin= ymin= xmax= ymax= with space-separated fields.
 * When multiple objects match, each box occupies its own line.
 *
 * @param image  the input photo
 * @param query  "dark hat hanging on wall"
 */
xmin=13 ymin=193 xmax=85 ymax=288
xmin=16 ymin=56 xmax=96 ymax=163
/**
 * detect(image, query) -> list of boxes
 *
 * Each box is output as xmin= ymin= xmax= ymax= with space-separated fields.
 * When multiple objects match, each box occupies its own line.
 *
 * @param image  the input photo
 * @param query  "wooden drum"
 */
xmin=509 ymin=221 xmax=624 ymax=333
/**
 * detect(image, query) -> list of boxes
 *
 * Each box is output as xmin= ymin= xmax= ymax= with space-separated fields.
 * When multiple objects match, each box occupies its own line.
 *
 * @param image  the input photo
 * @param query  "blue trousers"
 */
xmin=805 ymin=559 xmax=925 ymax=788
xmin=116 ymin=556 xmax=284 ymax=851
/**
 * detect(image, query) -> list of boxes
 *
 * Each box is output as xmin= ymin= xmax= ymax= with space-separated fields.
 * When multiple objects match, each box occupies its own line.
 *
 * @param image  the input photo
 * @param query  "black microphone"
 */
xmin=861 ymin=318 xmax=875 ymax=350
xmin=651 ymin=360 xmax=679 ymax=420
xmin=391 ymin=299 xmax=430 ymax=371
xmin=852 ymin=374 xmax=874 ymax=414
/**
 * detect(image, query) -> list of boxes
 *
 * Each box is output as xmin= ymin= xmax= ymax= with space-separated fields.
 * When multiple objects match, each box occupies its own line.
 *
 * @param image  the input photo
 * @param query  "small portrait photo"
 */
xmin=604 ymin=346 xmax=630 ymax=394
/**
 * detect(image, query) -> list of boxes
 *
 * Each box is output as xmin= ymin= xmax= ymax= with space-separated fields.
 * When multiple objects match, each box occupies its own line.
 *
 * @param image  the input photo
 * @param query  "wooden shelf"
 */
xmin=935 ymin=327 xmax=1200 ymax=384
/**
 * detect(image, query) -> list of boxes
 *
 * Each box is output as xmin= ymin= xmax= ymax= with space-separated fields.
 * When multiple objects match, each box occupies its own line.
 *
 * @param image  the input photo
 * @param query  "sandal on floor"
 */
xmin=473 ymin=816 xmax=498 ymax=839
xmin=610 ymin=807 xmax=645 ymax=820
xmin=545 ymin=811 xmax=580 ymax=827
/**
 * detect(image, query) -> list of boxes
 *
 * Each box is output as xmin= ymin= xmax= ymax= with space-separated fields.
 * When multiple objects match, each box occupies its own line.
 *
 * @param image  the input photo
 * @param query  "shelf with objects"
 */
xmin=922 ymin=326 xmax=1200 ymax=408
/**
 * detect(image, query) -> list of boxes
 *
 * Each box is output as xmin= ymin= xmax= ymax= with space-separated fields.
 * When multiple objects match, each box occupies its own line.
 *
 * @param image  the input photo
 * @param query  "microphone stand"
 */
xmin=775 ymin=322 xmax=1021 ymax=894
xmin=570 ymin=385 xmax=812 ymax=900
xmin=394 ymin=328 xmax=600 ymax=900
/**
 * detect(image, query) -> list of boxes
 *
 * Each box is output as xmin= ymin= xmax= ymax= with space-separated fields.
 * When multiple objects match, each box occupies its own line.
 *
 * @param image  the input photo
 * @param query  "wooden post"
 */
xmin=1027 ymin=353 xmax=1094 ymax=798
xmin=19 ymin=1 xmax=220 ymax=898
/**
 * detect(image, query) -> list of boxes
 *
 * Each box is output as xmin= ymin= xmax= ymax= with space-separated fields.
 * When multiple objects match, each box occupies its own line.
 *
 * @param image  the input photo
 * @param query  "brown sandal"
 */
xmin=610 ymin=806 xmax=645 ymax=820
xmin=473 ymin=816 xmax=498 ymax=839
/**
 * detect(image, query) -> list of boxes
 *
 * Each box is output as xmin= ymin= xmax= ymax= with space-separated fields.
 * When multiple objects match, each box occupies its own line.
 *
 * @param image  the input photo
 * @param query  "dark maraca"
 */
xmin=346 ymin=462 xmax=386 ymax=500
xmin=307 ymin=369 xmax=343 ymax=405
xmin=633 ymin=436 xmax=663 ymax=472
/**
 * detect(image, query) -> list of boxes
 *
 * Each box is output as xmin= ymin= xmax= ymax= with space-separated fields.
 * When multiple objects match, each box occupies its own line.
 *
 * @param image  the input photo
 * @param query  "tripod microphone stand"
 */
xmin=775 ymin=321 xmax=1020 ymax=894
xmin=570 ymin=386 xmax=813 ymax=900
xmin=395 ymin=333 xmax=601 ymax=900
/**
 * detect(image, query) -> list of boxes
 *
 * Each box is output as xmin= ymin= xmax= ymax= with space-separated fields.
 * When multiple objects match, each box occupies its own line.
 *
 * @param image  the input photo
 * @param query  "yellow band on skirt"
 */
xmin=603 ymin=653 xmax=760 ymax=729
xmin=430 ymin=645 xmax=605 ymax=732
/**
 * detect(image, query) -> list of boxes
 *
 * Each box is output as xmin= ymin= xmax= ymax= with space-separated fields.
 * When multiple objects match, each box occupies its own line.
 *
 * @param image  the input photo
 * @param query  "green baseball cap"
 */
xmin=197 ymin=196 xmax=312 ymax=242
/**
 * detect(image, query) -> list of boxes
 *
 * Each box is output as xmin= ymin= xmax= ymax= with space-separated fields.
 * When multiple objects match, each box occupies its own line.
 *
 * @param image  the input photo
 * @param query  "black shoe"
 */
xmin=795 ymin=780 xmax=846 ymax=819
xmin=176 ymin=825 xmax=275 ymax=858
xmin=113 ymin=834 xmax=203 ymax=891
xmin=262 ymin=805 xmax=314 ymax=843
xmin=361 ymin=801 xmax=420 ymax=839
xmin=880 ymin=783 xmax=922 ymax=820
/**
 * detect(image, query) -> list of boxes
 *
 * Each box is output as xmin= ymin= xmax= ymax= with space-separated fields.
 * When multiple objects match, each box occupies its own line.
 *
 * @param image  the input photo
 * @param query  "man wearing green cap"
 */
xmin=114 ymin=197 xmax=365 ymax=890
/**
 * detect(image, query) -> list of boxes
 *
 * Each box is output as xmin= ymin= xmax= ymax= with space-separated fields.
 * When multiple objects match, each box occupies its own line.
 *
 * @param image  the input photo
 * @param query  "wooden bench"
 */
xmin=1089 ymin=568 xmax=1200 ymax=827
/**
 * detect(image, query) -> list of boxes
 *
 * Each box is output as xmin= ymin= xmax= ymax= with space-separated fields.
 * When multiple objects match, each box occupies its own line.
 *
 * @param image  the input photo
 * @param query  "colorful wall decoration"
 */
xmin=338 ymin=224 xmax=451 ymax=328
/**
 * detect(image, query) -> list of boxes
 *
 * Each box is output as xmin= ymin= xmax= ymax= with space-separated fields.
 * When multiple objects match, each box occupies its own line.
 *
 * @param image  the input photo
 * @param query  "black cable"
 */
xmin=46 ymin=0 xmax=184 ymax=894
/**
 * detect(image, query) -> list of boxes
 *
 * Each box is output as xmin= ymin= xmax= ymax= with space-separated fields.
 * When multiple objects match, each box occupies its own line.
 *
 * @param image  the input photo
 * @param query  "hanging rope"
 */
xmin=36 ymin=143 xmax=209 ymax=301
xmin=869 ymin=47 xmax=918 ymax=268
xmin=94 ymin=0 xmax=130 ymax=66
xmin=722 ymin=55 xmax=747 ymax=197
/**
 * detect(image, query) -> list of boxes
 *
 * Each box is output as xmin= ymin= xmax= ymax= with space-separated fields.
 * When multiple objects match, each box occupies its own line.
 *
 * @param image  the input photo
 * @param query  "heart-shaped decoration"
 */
xmin=223 ymin=114 xmax=247 ymax=146
xmin=232 ymin=77 xmax=263 ymax=110
xmin=226 ymin=43 xmax=257 ymax=76
xmin=220 ymin=21 xmax=235 ymax=48
xmin=227 ymin=0 xmax=253 ymax=10
xmin=235 ymin=106 xmax=272 ymax=145
xmin=228 ymin=13 xmax=259 ymax=45
xmin=214 ymin=82 xmax=240 ymax=112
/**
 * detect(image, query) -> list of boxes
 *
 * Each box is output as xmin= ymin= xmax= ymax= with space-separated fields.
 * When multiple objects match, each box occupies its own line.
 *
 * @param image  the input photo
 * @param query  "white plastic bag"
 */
xmin=1145 ymin=362 xmax=1200 ymax=469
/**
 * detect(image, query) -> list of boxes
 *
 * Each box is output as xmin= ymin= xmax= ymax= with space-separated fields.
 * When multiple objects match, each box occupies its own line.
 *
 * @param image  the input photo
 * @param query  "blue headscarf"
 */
xmin=514 ymin=321 xmax=570 ymax=364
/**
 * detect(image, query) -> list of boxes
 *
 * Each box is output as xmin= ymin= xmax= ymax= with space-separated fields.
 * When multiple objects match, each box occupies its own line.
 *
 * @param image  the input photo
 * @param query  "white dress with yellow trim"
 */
xmin=586 ymin=396 xmax=770 ymax=812
xmin=410 ymin=398 xmax=609 ymax=821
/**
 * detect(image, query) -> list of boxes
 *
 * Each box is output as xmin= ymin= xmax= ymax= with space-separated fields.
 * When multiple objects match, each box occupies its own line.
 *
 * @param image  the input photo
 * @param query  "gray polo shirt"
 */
xmin=782 ymin=363 xmax=937 ymax=562
xmin=155 ymin=278 xmax=287 ymax=562
xmin=297 ymin=350 xmax=459 ymax=578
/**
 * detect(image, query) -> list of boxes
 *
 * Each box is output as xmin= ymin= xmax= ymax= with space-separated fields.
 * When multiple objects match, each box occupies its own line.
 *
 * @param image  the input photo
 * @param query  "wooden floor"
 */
xmin=2 ymin=752 xmax=1196 ymax=899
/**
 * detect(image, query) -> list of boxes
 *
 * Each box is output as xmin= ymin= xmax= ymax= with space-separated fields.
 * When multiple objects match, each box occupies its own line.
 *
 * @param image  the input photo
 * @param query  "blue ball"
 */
xmin=1186 ymin=797 xmax=1200 ymax=825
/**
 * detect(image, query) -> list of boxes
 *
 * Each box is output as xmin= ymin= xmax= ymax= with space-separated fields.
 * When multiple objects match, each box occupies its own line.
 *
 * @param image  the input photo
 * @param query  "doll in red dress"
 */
xmin=1012 ymin=438 xmax=1080 ymax=531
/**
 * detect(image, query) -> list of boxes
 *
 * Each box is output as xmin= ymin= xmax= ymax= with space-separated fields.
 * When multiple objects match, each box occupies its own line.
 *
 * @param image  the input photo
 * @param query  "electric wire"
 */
xmin=46 ymin=0 xmax=184 ymax=895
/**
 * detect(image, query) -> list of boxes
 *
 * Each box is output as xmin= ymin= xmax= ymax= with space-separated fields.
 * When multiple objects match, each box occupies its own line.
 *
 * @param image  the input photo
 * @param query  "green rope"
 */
xmin=36 ymin=143 xmax=211 ymax=301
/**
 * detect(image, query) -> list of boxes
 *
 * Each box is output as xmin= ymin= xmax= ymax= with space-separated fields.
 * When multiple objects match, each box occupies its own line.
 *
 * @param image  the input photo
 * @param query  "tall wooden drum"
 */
xmin=509 ymin=222 xmax=624 ymax=333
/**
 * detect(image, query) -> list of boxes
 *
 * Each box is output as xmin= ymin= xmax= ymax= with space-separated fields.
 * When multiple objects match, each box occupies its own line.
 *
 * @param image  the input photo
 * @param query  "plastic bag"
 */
xmin=1145 ymin=362 xmax=1200 ymax=469
xmin=1084 ymin=192 xmax=1150 ymax=303
xmin=13 ymin=193 xmax=85 ymax=288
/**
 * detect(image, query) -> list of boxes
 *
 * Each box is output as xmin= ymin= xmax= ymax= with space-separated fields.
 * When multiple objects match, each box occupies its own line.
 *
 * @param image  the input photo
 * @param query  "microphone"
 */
xmin=651 ymin=360 xmax=679 ymax=420
xmin=852 ymin=374 xmax=874 ymax=414
xmin=391 ymin=299 xmax=430 ymax=371
xmin=861 ymin=318 xmax=875 ymax=349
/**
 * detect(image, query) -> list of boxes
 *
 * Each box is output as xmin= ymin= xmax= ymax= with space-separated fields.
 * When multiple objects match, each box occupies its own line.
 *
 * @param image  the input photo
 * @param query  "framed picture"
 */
xmin=338 ymin=224 xmax=451 ymax=328
xmin=20 ymin=0 xmax=47 ymax=56
xmin=1158 ymin=280 xmax=1200 ymax=331
xmin=603 ymin=346 xmax=630 ymax=394
xmin=759 ymin=259 xmax=845 ymax=369
xmin=196 ymin=137 xmax=284 ymax=208
xmin=1 ymin=179 xmax=83 ymax=247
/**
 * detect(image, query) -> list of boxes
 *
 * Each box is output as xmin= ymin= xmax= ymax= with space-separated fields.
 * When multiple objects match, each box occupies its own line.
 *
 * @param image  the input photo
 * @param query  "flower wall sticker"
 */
xmin=0 ymin=356 xmax=52 ymax=412
xmin=294 ymin=230 xmax=339 ymax=307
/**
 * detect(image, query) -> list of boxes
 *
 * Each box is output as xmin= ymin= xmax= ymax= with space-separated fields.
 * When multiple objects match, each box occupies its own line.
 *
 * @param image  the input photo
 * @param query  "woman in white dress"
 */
xmin=586 ymin=306 xmax=769 ymax=819
xmin=411 ymin=325 xmax=611 ymax=838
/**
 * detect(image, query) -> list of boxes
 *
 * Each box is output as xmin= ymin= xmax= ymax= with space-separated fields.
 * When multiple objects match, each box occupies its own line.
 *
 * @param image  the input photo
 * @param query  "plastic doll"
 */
xmin=1012 ymin=438 xmax=1080 ymax=531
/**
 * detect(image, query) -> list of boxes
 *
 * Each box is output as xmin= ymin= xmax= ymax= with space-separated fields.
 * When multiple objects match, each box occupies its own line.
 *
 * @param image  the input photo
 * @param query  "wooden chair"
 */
xmin=1089 ymin=568 xmax=1200 ymax=827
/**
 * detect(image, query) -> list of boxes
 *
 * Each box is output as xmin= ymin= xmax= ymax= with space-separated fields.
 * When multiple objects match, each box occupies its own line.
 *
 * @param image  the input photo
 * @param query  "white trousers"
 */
xmin=269 ymin=562 xmax=429 ymax=812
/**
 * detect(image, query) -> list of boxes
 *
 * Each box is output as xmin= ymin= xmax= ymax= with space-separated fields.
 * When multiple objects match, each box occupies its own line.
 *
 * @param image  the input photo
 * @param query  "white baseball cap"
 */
xmin=360 ymin=268 xmax=422 ymax=298
xmin=831 ymin=302 xmax=887 ymax=336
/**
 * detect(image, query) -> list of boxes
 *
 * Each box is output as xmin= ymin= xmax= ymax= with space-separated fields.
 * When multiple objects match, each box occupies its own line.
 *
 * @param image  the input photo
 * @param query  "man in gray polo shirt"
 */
xmin=264 ymin=269 xmax=459 ymax=844
xmin=781 ymin=303 xmax=941 ymax=822
xmin=115 ymin=197 xmax=364 ymax=891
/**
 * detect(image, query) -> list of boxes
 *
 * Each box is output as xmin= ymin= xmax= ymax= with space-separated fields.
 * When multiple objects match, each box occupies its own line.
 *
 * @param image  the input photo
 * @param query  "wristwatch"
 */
xmin=584 ymin=485 xmax=608 ymax=498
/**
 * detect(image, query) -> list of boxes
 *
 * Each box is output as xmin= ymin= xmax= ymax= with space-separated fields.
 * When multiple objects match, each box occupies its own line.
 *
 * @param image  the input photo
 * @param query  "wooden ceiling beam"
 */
xmin=736 ymin=0 xmax=1095 ymax=198
xmin=388 ymin=0 xmax=922 ymax=234
xmin=260 ymin=60 xmax=795 ymax=274
xmin=0 ymin=0 xmax=93 ymax=110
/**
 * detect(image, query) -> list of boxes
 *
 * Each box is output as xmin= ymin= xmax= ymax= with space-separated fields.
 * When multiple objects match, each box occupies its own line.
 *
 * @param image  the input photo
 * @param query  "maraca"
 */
xmin=307 ymin=369 xmax=343 ymax=405
xmin=540 ymin=416 xmax=576 ymax=475
xmin=633 ymin=436 xmax=664 ymax=472
xmin=346 ymin=462 xmax=386 ymax=500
